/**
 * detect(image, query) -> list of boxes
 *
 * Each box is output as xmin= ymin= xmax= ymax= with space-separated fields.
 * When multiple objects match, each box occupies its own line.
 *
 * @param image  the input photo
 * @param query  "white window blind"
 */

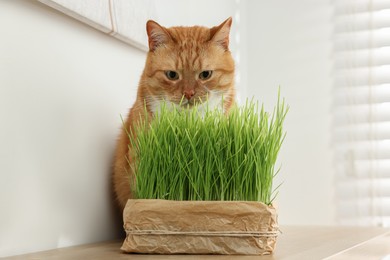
xmin=333 ymin=0 xmax=390 ymax=227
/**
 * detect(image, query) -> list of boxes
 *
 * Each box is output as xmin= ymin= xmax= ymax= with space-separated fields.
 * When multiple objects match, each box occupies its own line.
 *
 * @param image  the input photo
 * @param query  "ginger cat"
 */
xmin=113 ymin=18 xmax=236 ymax=211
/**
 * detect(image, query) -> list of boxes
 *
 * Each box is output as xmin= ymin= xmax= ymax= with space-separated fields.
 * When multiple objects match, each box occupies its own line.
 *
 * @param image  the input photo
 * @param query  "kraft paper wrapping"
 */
xmin=121 ymin=199 xmax=278 ymax=255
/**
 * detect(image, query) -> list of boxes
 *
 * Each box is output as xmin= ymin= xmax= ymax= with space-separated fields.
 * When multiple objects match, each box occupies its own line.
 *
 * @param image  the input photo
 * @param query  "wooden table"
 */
xmin=8 ymin=226 xmax=390 ymax=259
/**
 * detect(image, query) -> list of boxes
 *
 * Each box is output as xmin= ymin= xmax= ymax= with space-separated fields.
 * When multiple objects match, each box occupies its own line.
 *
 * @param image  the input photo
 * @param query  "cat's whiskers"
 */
xmin=147 ymin=95 xmax=185 ymax=115
xmin=143 ymin=89 xmax=229 ymax=117
xmin=201 ymin=85 xmax=227 ymax=99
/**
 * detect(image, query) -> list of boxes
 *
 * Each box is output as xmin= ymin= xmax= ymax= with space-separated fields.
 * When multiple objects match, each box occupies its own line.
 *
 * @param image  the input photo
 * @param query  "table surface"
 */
xmin=8 ymin=226 xmax=390 ymax=260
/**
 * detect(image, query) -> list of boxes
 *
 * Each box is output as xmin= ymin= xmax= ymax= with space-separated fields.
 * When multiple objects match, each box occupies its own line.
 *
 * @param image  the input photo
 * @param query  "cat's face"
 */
xmin=141 ymin=18 xmax=235 ymax=114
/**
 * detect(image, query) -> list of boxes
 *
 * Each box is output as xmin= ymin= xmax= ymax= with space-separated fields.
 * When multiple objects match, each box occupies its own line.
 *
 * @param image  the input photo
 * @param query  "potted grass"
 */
xmin=121 ymin=94 xmax=288 ymax=255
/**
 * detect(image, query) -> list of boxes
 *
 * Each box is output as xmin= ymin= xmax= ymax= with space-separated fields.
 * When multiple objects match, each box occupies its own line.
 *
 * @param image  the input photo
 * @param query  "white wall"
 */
xmin=0 ymin=0 xmax=145 ymax=257
xmin=245 ymin=0 xmax=335 ymax=225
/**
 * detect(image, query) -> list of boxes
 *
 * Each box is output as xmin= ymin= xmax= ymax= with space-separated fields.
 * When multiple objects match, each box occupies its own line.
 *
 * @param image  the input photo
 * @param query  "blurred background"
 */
xmin=1 ymin=0 xmax=389 ymax=257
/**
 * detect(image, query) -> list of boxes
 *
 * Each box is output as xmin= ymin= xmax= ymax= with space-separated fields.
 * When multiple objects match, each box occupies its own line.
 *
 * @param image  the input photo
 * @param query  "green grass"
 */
xmin=126 ymin=94 xmax=288 ymax=205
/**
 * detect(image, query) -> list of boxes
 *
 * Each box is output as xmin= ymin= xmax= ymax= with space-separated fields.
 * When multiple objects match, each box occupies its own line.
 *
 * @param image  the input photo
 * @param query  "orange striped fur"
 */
xmin=113 ymin=18 xmax=236 ymax=210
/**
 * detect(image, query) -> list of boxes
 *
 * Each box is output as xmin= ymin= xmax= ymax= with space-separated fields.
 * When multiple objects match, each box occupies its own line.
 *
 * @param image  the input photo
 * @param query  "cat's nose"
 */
xmin=183 ymin=89 xmax=195 ymax=100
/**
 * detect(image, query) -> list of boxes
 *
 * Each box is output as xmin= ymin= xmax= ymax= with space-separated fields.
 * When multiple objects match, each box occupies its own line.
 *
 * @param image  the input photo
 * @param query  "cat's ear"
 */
xmin=210 ymin=17 xmax=233 ymax=50
xmin=146 ymin=20 xmax=171 ymax=51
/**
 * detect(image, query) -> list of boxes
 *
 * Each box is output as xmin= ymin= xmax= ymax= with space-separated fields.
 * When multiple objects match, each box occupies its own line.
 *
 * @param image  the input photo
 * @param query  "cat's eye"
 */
xmin=165 ymin=71 xmax=179 ymax=80
xmin=199 ymin=70 xmax=213 ymax=80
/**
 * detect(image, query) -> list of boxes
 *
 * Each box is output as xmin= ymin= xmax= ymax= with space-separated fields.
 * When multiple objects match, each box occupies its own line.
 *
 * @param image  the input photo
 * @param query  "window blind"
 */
xmin=333 ymin=0 xmax=390 ymax=227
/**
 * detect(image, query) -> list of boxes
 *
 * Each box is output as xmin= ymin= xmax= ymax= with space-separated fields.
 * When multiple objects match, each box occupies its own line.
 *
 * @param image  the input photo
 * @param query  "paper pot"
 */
xmin=121 ymin=199 xmax=278 ymax=255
